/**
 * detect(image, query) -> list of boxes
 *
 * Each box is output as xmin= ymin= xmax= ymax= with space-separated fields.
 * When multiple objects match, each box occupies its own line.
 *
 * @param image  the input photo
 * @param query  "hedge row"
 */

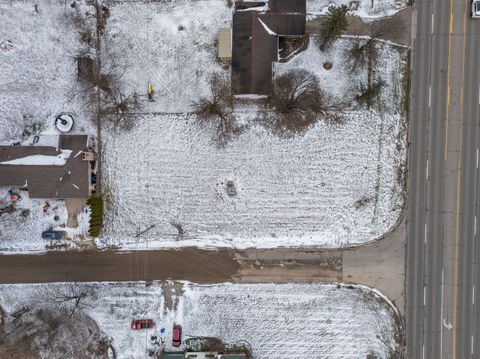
xmin=87 ymin=197 xmax=103 ymax=237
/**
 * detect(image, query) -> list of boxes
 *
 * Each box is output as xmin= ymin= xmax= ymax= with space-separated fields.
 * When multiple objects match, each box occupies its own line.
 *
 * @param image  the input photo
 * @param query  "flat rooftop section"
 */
xmin=0 ymin=135 xmax=90 ymax=199
xmin=218 ymin=27 xmax=232 ymax=59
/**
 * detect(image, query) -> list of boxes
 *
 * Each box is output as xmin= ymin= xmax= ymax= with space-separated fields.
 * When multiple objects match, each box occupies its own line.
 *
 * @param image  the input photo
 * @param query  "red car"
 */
xmin=131 ymin=319 xmax=153 ymax=330
xmin=172 ymin=324 xmax=182 ymax=347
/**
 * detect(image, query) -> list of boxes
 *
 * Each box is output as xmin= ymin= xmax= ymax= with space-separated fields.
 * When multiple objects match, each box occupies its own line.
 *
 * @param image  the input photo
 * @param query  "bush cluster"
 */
xmin=87 ymin=197 xmax=103 ymax=237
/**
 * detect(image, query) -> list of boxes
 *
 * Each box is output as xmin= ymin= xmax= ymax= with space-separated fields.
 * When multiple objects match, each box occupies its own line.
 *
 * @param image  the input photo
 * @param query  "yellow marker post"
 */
xmin=147 ymin=84 xmax=153 ymax=101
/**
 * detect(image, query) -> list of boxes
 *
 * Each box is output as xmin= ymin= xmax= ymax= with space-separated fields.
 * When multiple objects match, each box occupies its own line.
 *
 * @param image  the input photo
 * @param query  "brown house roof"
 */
xmin=0 ymin=135 xmax=90 ymax=199
xmin=231 ymin=0 xmax=306 ymax=96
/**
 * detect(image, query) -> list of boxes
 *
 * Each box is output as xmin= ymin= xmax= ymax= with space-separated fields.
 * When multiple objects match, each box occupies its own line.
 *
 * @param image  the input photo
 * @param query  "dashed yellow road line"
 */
xmin=451 ymin=3 xmax=468 ymax=359
xmin=444 ymin=0 xmax=454 ymax=162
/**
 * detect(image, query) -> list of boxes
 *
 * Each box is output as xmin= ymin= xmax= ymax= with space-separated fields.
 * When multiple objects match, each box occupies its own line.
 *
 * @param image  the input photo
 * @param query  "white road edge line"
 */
xmin=431 ymin=13 xmax=434 ymax=34
xmin=478 ymin=84 xmax=480 ymax=104
xmin=426 ymin=159 xmax=429 ymax=180
xmin=424 ymin=286 xmax=426 ymax=305
xmin=429 ymin=85 xmax=432 ymax=108
xmin=440 ymin=269 xmax=444 ymax=355
xmin=425 ymin=223 xmax=428 ymax=244
xmin=477 ymin=148 xmax=479 ymax=168
xmin=475 ymin=216 xmax=477 ymax=236
xmin=473 ymin=285 xmax=475 ymax=305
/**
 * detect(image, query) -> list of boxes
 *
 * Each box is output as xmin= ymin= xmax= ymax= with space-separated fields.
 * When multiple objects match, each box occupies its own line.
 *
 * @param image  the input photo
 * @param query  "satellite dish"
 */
xmin=55 ymin=114 xmax=74 ymax=133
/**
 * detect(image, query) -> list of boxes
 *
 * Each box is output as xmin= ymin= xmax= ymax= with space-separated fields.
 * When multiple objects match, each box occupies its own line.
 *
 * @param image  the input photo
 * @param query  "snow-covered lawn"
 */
xmin=0 ymin=281 xmax=402 ymax=359
xmin=0 ymin=0 xmax=96 ymax=142
xmin=103 ymin=0 xmax=231 ymax=113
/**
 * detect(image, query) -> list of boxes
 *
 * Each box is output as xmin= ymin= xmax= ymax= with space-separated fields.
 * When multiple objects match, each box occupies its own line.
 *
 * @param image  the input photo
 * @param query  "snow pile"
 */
xmin=306 ymin=0 xmax=408 ymax=19
xmin=0 ymin=282 xmax=401 ymax=359
xmin=103 ymin=0 xmax=231 ymax=113
xmin=0 ymin=149 xmax=72 ymax=166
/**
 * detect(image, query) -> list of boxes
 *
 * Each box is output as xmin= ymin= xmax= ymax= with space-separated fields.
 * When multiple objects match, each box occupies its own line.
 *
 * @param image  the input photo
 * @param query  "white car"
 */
xmin=473 ymin=0 xmax=480 ymax=18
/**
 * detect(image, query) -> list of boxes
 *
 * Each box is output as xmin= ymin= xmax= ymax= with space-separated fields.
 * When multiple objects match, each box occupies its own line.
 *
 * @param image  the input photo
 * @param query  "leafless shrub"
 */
xmin=348 ymin=17 xmax=404 ymax=72
xmin=21 ymin=115 xmax=45 ymax=141
xmin=66 ymin=4 xmax=96 ymax=48
xmin=268 ymin=69 xmax=344 ymax=135
xmin=354 ymin=195 xmax=374 ymax=209
xmin=356 ymin=80 xmax=385 ymax=109
xmin=100 ymin=92 xmax=140 ymax=131
xmin=193 ymin=72 xmax=244 ymax=147
xmin=97 ymin=5 xmax=110 ymax=36
xmin=171 ymin=220 xmax=185 ymax=238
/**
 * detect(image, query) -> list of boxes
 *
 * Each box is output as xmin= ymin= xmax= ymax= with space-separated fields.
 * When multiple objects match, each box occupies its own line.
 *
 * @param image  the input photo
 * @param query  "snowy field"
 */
xmin=0 ymin=281 xmax=401 ymax=359
xmin=101 ymin=38 xmax=408 ymax=249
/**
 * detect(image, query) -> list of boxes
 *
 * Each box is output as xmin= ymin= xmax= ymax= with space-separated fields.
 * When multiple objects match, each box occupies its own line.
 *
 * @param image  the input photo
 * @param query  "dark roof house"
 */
xmin=0 ymin=135 xmax=91 ymax=199
xmin=231 ymin=0 xmax=306 ymax=96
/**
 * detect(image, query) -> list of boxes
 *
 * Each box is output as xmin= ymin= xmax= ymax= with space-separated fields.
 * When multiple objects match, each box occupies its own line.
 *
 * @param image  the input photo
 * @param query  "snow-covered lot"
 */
xmin=0 ymin=281 xmax=402 ymax=358
xmin=0 ymin=0 xmax=409 ymax=252
xmin=101 ymin=38 xmax=408 ymax=249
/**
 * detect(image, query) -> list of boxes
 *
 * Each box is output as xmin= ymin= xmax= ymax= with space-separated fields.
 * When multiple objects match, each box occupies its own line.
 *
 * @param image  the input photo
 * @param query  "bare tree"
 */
xmin=349 ymin=16 xmax=404 ymax=72
xmin=47 ymin=283 xmax=94 ymax=320
xmin=269 ymin=69 xmax=344 ymax=135
xmin=1 ymin=306 xmax=109 ymax=359
xmin=193 ymin=72 xmax=243 ymax=147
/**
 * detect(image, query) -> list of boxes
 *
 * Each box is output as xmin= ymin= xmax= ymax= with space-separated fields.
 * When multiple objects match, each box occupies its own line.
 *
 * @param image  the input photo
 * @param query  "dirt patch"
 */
xmin=65 ymin=198 xmax=87 ymax=227
xmin=161 ymin=281 xmax=184 ymax=315
xmin=234 ymin=248 xmax=343 ymax=283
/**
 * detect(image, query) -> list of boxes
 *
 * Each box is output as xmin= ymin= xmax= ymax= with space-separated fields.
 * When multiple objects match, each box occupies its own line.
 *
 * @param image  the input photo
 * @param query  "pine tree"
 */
xmin=319 ymin=5 xmax=349 ymax=51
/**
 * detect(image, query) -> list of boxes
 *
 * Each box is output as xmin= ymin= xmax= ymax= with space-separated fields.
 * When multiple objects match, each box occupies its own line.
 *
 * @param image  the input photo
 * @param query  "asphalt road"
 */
xmin=406 ymin=0 xmax=480 ymax=357
xmin=0 ymin=248 xmax=239 ymax=284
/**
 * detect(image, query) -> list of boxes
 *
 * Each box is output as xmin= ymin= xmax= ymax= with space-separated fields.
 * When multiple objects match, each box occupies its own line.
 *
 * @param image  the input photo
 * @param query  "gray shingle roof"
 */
xmin=231 ymin=0 xmax=306 ymax=95
xmin=0 ymin=135 xmax=90 ymax=199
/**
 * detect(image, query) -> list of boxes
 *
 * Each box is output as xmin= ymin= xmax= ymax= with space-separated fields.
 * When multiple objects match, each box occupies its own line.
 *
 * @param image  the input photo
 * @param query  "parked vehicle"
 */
xmin=41 ymin=230 xmax=64 ymax=240
xmin=172 ymin=324 xmax=182 ymax=347
xmin=473 ymin=0 xmax=480 ymax=17
xmin=131 ymin=319 xmax=153 ymax=330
